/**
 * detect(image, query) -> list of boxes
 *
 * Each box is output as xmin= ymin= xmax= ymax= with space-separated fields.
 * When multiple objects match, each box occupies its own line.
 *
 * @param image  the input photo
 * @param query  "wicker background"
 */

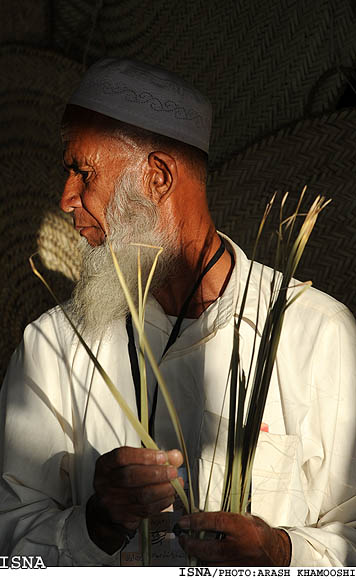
xmin=1 ymin=0 xmax=356 ymax=381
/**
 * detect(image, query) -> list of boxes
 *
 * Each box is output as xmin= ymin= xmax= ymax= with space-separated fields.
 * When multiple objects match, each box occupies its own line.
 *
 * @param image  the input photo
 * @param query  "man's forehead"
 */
xmin=61 ymin=121 xmax=132 ymax=170
xmin=61 ymin=117 xmax=103 ymax=142
xmin=61 ymin=123 xmax=83 ymax=144
xmin=61 ymin=123 xmax=97 ymax=146
xmin=61 ymin=118 xmax=116 ymax=153
xmin=61 ymin=124 xmax=96 ymax=160
xmin=61 ymin=107 xmax=132 ymax=154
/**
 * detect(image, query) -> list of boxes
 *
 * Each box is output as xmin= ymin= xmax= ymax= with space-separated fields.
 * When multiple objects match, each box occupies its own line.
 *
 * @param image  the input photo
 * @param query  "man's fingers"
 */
xmin=109 ymin=464 xmax=178 ymax=487
xmin=98 ymin=447 xmax=168 ymax=470
xmin=97 ymin=447 xmax=183 ymax=470
xmin=166 ymin=449 xmax=184 ymax=467
xmin=179 ymin=535 xmax=236 ymax=562
xmin=98 ymin=481 xmax=175 ymax=503
xmin=130 ymin=495 xmax=175 ymax=518
xmin=177 ymin=513 xmax=283 ymax=565
xmin=178 ymin=511 xmax=246 ymax=536
xmin=92 ymin=446 xmax=184 ymax=533
xmin=102 ymin=492 xmax=175 ymax=521
xmin=132 ymin=482 xmax=175 ymax=505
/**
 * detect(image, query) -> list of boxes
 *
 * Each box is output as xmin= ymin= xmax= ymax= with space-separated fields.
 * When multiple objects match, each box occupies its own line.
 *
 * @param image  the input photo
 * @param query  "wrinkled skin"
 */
xmin=60 ymin=111 xmax=234 ymax=319
xmin=61 ymin=118 xmax=130 ymax=247
xmin=86 ymin=447 xmax=183 ymax=554
xmin=177 ymin=511 xmax=291 ymax=566
xmin=86 ymin=445 xmax=291 ymax=564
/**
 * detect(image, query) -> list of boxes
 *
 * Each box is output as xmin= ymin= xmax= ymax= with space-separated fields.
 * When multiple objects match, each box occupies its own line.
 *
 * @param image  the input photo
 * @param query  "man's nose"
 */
xmin=60 ymin=176 xmax=83 ymax=213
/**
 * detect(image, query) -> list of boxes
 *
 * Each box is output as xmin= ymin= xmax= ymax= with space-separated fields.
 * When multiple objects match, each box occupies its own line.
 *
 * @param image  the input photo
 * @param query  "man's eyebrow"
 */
xmin=62 ymin=153 xmax=79 ymax=171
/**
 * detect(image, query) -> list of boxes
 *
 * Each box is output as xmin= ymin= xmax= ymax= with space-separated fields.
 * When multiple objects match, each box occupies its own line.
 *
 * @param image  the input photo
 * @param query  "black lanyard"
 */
xmin=126 ymin=235 xmax=226 ymax=436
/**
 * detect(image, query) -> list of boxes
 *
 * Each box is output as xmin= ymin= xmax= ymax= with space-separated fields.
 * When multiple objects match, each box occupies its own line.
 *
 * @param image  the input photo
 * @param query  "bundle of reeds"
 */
xmin=218 ymin=188 xmax=330 ymax=516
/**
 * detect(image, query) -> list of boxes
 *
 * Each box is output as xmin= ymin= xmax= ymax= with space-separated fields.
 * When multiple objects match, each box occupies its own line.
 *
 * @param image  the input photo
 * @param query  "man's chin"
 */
xmin=71 ymin=216 xmax=178 ymax=340
xmin=70 ymin=238 xmax=159 ymax=339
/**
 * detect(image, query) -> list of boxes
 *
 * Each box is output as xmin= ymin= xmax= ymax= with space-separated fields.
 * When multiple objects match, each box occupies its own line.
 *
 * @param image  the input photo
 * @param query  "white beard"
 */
xmin=68 ymin=167 xmax=178 ymax=339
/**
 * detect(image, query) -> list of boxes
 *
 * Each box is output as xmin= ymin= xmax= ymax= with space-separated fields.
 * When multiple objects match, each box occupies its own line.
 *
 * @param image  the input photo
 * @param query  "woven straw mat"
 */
xmin=1 ymin=46 xmax=356 ymax=383
xmin=207 ymin=108 xmax=356 ymax=317
xmin=51 ymin=0 xmax=356 ymax=168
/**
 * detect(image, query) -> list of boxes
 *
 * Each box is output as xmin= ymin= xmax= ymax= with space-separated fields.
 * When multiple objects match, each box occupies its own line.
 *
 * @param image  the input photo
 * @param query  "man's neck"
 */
xmin=153 ymin=229 xmax=234 ymax=318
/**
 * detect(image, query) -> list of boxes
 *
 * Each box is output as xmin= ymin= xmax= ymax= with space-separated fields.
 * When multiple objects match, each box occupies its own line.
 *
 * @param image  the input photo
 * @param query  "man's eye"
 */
xmin=79 ymin=170 xmax=90 ymax=183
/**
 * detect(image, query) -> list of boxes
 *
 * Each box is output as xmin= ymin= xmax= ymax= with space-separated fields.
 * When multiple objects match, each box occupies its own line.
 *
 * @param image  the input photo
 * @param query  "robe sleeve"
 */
xmin=286 ymin=306 xmax=356 ymax=566
xmin=0 ymin=315 xmax=123 ymax=566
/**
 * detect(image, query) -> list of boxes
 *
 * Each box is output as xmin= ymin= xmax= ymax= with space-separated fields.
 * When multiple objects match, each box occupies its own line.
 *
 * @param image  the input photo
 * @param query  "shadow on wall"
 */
xmin=0 ymin=47 xmax=83 ymax=383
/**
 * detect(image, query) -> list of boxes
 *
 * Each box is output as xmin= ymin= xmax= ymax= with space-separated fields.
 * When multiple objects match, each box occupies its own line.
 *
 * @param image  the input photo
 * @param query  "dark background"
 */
xmin=1 ymin=0 xmax=356 ymax=381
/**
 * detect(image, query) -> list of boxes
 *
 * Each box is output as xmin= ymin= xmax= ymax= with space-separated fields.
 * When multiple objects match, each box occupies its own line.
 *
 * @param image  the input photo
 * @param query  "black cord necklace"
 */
xmin=126 ymin=235 xmax=227 ymax=436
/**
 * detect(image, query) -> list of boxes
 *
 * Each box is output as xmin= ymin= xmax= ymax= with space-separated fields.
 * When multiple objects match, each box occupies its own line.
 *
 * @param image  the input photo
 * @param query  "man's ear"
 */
xmin=146 ymin=151 xmax=177 ymax=204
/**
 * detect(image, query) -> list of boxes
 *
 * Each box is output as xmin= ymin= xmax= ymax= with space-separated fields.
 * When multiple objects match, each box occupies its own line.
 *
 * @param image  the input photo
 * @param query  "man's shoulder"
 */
xmin=225 ymin=234 xmax=354 ymax=327
xmin=249 ymin=258 xmax=354 ymax=329
xmin=290 ymin=282 xmax=348 ymax=319
xmin=27 ymin=303 xmax=73 ymax=338
xmin=25 ymin=303 xmax=129 ymax=347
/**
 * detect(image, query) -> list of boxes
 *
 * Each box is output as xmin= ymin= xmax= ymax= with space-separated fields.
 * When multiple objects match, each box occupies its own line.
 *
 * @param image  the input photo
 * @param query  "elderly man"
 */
xmin=1 ymin=59 xmax=356 ymax=567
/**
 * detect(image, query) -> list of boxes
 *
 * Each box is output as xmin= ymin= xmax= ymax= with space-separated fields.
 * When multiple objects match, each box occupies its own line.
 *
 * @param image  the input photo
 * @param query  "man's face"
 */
xmin=61 ymin=122 xmax=134 ymax=246
xmin=61 ymin=120 xmax=179 ymax=337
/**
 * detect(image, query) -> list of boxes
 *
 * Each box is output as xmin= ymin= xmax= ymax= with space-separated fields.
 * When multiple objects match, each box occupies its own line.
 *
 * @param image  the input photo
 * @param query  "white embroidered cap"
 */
xmin=68 ymin=58 xmax=212 ymax=153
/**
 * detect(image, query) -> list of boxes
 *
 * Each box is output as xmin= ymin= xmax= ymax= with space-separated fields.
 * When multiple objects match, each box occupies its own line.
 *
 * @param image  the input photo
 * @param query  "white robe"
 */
xmin=1 ymin=236 xmax=356 ymax=566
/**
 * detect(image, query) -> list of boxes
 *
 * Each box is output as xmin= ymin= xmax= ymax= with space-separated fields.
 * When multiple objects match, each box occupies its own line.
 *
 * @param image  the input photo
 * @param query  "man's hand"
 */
xmin=86 ymin=446 xmax=183 ymax=554
xmin=177 ymin=511 xmax=291 ymax=566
